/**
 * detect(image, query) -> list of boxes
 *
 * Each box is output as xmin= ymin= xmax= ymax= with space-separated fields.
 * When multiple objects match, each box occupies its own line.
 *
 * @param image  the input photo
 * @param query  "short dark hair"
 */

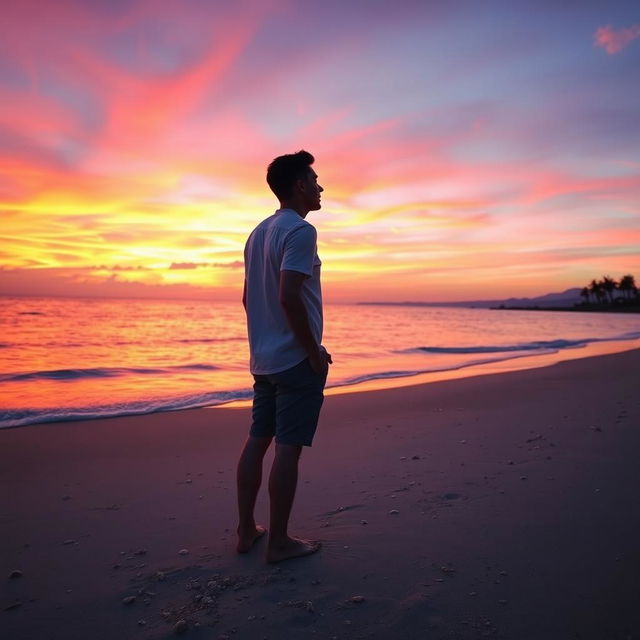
xmin=266 ymin=150 xmax=315 ymax=201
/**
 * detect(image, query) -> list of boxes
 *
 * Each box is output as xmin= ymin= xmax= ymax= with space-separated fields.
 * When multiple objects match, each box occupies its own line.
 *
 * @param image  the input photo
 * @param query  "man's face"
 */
xmin=302 ymin=169 xmax=323 ymax=211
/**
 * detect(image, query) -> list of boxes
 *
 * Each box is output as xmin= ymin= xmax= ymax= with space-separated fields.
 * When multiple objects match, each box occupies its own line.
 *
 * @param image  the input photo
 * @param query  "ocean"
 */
xmin=1 ymin=296 xmax=639 ymax=429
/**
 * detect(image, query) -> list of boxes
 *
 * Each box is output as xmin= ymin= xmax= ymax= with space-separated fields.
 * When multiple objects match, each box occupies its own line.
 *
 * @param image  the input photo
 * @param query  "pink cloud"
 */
xmin=520 ymin=171 xmax=640 ymax=206
xmin=594 ymin=24 xmax=640 ymax=55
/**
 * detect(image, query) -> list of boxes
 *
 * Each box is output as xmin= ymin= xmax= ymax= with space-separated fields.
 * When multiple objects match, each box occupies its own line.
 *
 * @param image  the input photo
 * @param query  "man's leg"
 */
xmin=236 ymin=435 xmax=271 ymax=553
xmin=266 ymin=443 xmax=320 ymax=563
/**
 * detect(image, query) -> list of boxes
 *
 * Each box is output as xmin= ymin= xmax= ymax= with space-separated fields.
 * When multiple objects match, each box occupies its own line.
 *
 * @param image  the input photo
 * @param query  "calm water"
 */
xmin=1 ymin=296 xmax=639 ymax=428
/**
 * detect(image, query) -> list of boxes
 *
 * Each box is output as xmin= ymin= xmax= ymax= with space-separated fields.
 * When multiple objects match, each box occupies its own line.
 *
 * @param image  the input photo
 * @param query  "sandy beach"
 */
xmin=2 ymin=348 xmax=639 ymax=640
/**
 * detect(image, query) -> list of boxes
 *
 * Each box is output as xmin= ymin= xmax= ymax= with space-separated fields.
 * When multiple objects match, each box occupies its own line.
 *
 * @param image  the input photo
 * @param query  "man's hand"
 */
xmin=309 ymin=345 xmax=332 ymax=376
xmin=280 ymin=270 xmax=330 ymax=376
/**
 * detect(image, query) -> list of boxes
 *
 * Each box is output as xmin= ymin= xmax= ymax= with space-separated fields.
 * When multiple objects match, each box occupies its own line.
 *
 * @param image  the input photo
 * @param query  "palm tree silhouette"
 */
xmin=619 ymin=274 xmax=637 ymax=300
xmin=589 ymin=279 xmax=605 ymax=305
xmin=581 ymin=274 xmax=638 ymax=309
xmin=601 ymin=276 xmax=617 ymax=304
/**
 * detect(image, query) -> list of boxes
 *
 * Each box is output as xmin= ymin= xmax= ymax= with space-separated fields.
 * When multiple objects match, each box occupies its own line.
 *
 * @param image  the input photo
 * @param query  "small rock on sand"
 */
xmin=174 ymin=619 xmax=188 ymax=634
xmin=389 ymin=509 xmax=399 ymax=515
xmin=178 ymin=548 xmax=190 ymax=555
xmin=9 ymin=570 xmax=23 ymax=579
xmin=122 ymin=596 xmax=136 ymax=605
xmin=351 ymin=595 xmax=365 ymax=603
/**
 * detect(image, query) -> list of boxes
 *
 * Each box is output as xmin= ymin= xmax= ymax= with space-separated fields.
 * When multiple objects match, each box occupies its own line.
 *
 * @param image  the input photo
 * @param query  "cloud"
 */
xmin=169 ymin=262 xmax=202 ymax=270
xmin=94 ymin=264 xmax=149 ymax=271
xmin=594 ymin=24 xmax=640 ymax=55
xmin=169 ymin=260 xmax=243 ymax=270
xmin=213 ymin=260 xmax=243 ymax=269
xmin=0 ymin=266 xmax=233 ymax=301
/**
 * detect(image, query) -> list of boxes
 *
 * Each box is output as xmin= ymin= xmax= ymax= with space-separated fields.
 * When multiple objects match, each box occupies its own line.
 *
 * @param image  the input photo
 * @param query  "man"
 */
xmin=237 ymin=150 xmax=331 ymax=563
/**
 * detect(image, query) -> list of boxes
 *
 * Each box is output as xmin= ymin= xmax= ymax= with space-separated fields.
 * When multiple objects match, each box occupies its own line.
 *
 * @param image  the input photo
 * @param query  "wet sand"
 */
xmin=2 ymin=349 xmax=639 ymax=639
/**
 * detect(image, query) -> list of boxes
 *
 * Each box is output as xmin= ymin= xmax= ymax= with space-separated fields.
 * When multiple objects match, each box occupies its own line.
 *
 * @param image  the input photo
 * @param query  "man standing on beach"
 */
xmin=237 ymin=150 xmax=331 ymax=563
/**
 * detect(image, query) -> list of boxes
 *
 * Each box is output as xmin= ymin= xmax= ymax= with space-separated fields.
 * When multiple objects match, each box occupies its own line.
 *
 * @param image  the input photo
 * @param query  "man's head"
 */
xmin=266 ymin=150 xmax=323 ymax=213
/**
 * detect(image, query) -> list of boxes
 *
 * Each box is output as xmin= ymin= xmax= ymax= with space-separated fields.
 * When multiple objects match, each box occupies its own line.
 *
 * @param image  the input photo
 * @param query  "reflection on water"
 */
xmin=1 ymin=296 xmax=638 ymax=427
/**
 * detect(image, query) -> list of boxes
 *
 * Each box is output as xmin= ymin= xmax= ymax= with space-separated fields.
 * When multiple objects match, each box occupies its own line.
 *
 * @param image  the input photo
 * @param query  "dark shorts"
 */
xmin=250 ymin=358 xmax=327 ymax=447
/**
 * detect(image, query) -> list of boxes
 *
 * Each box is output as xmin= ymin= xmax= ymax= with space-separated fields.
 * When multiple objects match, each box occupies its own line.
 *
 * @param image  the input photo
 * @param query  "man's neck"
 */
xmin=279 ymin=201 xmax=308 ymax=218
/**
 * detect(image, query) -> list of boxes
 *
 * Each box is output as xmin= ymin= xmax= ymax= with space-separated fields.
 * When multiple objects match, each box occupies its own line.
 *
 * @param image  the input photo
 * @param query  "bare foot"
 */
xmin=266 ymin=536 xmax=321 ymax=564
xmin=236 ymin=525 xmax=266 ymax=553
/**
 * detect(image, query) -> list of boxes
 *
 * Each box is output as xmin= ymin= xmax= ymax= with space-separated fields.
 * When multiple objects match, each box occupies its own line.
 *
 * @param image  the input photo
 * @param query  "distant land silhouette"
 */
xmin=361 ymin=274 xmax=640 ymax=313
xmin=360 ymin=288 xmax=584 ymax=309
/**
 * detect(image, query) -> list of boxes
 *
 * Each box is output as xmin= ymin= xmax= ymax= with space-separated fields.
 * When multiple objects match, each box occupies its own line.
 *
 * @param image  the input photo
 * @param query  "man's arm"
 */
xmin=242 ymin=279 xmax=247 ymax=311
xmin=279 ymin=270 xmax=329 ymax=375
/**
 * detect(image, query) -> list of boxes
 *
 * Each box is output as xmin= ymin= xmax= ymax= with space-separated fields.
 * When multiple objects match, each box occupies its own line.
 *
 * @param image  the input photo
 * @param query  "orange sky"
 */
xmin=1 ymin=1 xmax=639 ymax=302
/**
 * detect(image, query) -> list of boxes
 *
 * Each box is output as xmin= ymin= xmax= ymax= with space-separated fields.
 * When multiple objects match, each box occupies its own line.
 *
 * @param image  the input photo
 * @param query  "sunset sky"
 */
xmin=1 ymin=0 xmax=639 ymax=302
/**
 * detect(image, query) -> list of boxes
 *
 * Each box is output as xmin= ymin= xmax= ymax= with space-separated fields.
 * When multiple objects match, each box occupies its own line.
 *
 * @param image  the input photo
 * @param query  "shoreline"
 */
xmin=3 ymin=338 xmax=639 ymax=429
xmin=2 ymin=348 xmax=640 ymax=639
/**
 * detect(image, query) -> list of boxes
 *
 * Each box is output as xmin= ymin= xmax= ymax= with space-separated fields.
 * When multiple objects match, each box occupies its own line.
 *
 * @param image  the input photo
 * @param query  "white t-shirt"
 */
xmin=244 ymin=208 xmax=323 ymax=375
